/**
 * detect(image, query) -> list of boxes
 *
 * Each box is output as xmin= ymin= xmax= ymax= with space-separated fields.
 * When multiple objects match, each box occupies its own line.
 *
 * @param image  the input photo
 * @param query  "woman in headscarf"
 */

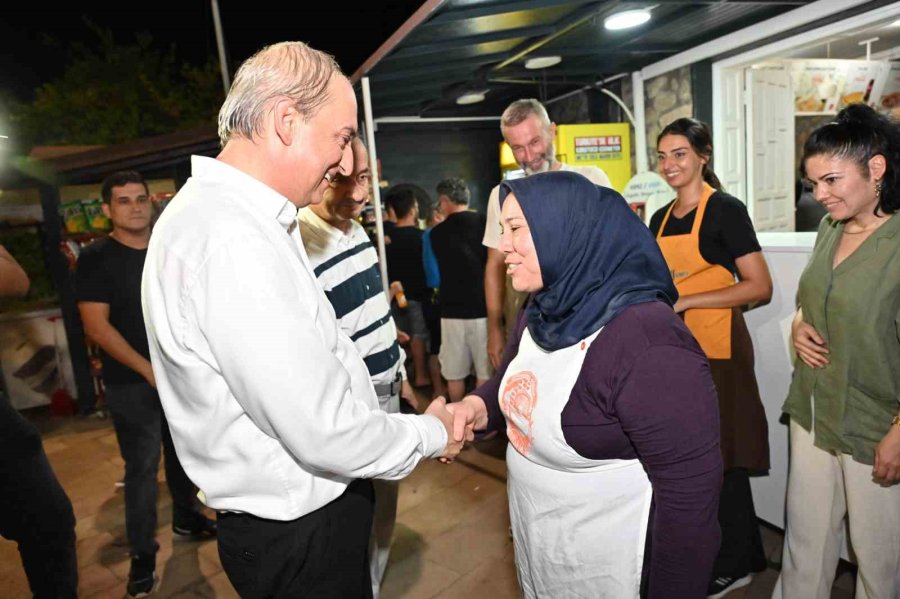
xmin=450 ymin=171 xmax=723 ymax=598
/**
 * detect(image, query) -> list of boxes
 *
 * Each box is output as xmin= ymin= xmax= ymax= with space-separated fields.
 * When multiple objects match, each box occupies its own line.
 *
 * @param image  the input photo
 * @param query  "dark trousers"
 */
xmin=106 ymin=382 xmax=202 ymax=556
xmin=217 ymin=479 xmax=375 ymax=599
xmin=0 ymin=396 xmax=78 ymax=598
xmin=712 ymin=468 xmax=768 ymax=579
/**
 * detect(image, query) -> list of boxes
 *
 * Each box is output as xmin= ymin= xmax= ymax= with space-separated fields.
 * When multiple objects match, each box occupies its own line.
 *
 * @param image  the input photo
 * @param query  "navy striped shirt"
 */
xmin=298 ymin=208 xmax=404 ymax=384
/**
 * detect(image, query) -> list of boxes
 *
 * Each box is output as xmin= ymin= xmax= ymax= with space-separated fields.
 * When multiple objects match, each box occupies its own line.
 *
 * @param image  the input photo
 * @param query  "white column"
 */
xmin=361 ymin=77 xmax=390 ymax=299
xmin=632 ymin=71 xmax=648 ymax=173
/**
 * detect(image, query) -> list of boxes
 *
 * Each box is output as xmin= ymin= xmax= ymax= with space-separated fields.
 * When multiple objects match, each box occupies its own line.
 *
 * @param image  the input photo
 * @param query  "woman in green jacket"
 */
xmin=775 ymin=104 xmax=900 ymax=599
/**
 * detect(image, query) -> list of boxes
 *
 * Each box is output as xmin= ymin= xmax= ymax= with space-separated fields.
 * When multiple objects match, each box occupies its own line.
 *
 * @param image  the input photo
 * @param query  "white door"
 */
xmin=717 ymin=67 xmax=746 ymax=204
xmin=746 ymin=65 xmax=795 ymax=232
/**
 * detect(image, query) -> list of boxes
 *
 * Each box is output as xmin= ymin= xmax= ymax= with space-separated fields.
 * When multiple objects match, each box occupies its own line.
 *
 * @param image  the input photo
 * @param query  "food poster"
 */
xmin=876 ymin=62 xmax=900 ymax=119
xmin=839 ymin=61 xmax=887 ymax=109
xmin=792 ymin=60 xmax=847 ymax=113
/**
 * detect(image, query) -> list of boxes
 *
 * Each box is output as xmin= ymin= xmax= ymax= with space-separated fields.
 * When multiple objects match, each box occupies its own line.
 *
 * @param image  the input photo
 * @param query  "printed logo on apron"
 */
xmin=500 ymin=371 xmax=538 ymax=455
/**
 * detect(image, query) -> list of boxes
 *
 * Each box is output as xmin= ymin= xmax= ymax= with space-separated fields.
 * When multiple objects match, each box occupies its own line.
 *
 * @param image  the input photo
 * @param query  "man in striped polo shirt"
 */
xmin=297 ymin=137 xmax=415 ymax=598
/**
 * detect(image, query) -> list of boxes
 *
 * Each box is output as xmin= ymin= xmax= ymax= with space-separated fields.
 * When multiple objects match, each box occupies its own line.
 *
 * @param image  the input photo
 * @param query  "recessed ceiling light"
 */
xmin=604 ymin=9 xmax=651 ymax=31
xmin=525 ymin=56 xmax=562 ymax=70
xmin=456 ymin=91 xmax=486 ymax=105
xmin=890 ymin=18 xmax=900 ymax=27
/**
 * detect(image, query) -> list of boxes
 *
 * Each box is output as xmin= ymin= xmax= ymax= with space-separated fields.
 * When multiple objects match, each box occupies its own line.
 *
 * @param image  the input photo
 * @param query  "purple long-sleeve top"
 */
xmin=472 ymin=300 xmax=723 ymax=598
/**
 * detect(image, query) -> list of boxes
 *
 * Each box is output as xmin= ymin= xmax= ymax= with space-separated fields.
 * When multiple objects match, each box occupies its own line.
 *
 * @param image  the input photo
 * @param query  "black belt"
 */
xmin=373 ymin=372 xmax=402 ymax=397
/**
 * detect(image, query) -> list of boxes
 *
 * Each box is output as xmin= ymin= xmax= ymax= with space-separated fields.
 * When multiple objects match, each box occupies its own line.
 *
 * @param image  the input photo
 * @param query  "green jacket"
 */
xmin=783 ymin=213 xmax=900 ymax=465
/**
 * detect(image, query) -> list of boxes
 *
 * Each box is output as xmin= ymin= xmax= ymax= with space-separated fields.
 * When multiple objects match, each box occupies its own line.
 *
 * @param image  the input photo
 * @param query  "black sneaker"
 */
xmin=127 ymin=554 xmax=158 ymax=598
xmin=707 ymin=573 xmax=753 ymax=598
xmin=173 ymin=515 xmax=217 ymax=539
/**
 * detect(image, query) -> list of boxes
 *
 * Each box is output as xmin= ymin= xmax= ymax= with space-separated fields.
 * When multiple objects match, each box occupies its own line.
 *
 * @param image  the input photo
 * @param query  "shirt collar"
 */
xmin=299 ymin=207 xmax=358 ymax=244
xmin=190 ymin=155 xmax=298 ymax=232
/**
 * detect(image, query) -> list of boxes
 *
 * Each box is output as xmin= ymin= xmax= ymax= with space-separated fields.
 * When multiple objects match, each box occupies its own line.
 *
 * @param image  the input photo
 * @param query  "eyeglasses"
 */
xmin=332 ymin=172 xmax=371 ymax=187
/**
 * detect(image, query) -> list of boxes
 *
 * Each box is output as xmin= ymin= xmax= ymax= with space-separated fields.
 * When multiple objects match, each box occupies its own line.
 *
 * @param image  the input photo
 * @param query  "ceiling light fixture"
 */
xmin=525 ymin=56 xmax=562 ymax=69
xmin=604 ymin=8 xmax=651 ymax=31
xmin=456 ymin=91 xmax=487 ymax=105
xmin=890 ymin=18 xmax=900 ymax=27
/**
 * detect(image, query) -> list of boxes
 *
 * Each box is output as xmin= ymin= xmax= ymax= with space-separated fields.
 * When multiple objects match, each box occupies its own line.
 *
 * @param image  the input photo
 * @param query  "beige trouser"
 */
xmin=773 ymin=421 xmax=900 ymax=599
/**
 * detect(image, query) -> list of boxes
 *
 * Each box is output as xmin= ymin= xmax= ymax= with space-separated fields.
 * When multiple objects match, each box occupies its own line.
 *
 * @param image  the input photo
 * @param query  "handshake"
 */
xmin=424 ymin=395 xmax=489 ymax=463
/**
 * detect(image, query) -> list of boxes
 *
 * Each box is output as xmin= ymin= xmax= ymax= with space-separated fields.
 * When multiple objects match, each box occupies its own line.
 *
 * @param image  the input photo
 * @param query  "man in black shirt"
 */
xmin=75 ymin=171 xmax=214 ymax=598
xmin=429 ymin=178 xmax=491 ymax=402
xmin=384 ymin=186 xmax=431 ymax=387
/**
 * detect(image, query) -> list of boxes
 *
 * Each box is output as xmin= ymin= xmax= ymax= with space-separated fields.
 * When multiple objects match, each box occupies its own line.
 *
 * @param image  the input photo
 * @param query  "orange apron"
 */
xmin=656 ymin=184 xmax=734 ymax=359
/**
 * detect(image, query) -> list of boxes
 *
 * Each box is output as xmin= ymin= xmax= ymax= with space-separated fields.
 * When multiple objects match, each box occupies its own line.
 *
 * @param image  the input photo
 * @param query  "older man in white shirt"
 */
xmin=142 ymin=41 xmax=465 ymax=599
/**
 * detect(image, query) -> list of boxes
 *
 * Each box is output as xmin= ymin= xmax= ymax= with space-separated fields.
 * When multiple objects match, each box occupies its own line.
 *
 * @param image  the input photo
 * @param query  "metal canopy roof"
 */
xmin=353 ymin=0 xmax=816 ymax=118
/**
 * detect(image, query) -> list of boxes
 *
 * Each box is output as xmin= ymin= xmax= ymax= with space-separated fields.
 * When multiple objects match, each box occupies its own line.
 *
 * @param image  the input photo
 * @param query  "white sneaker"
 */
xmin=707 ymin=573 xmax=753 ymax=599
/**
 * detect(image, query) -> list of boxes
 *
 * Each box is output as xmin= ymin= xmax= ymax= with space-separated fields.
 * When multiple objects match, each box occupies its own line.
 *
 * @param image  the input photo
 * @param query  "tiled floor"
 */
xmin=2 ymin=398 xmax=857 ymax=598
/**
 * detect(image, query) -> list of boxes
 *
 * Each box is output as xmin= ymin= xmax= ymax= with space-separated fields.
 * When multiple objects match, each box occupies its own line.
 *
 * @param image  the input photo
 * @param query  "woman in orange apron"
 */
xmin=651 ymin=118 xmax=772 ymax=599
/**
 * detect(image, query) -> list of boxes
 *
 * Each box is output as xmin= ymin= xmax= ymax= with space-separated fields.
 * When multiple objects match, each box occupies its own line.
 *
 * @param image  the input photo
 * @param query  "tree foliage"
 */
xmin=10 ymin=23 xmax=224 ymax=147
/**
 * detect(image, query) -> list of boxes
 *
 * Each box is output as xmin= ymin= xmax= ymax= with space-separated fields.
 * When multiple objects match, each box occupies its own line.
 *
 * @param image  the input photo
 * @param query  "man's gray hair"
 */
xmin=217 ymin=41 xmax=343 ymax=145
xmin=501 ymin=99 xmax=551 ymax=131
xmin=436 ymin=177 xmax=471 ymax=206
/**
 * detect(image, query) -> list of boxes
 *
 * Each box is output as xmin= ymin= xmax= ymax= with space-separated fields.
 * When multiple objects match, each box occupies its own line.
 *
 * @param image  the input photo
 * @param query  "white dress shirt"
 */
xmin=142 ymin=156 xmax=447 ymax=521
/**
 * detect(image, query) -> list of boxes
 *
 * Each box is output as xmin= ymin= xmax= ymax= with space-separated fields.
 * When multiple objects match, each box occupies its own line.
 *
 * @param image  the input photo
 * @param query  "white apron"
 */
xmin=501 ymin=327 xmax=653 ymax=599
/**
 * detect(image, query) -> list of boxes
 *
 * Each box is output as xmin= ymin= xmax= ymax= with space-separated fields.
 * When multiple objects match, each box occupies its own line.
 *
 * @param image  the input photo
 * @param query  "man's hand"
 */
xmin=426 ymin=397 xmax=463 ymax=462
xmin=140 ymin=362 xmax=157 ymax=388
xmin=792 ymin=314 xmax=829 ymax=369
xmin=874 ymin=423 xmax=900 ymax=484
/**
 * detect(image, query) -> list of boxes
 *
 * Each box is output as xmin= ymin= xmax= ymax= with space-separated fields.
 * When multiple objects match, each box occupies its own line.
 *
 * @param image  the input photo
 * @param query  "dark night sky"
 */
xmin=0 ymin=2 xmax=425 ymax=101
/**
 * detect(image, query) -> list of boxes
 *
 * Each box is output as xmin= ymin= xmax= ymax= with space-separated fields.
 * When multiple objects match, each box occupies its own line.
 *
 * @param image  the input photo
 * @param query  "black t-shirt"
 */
xmin=385 ymin=225 xmax=428 ymax=302
xmin=430 ymin=210 xmax=488 ymax=319
xmin=75 ymin=236 xmax=150 ymax=385
xmin=648 ymin=191 xmax=761 ymax=275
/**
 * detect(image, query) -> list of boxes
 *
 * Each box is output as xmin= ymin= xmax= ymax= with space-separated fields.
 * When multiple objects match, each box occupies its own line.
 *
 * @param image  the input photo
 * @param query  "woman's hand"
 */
xmin=792 ymin=312 xmax=829 ymax=368
xmin=446 ymin=395 xmax=489 ymax=433
xmin=873 ymin=423 xmax=900 ymax=484
xmin=672 ymin=297 xmax=689 ymax=314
